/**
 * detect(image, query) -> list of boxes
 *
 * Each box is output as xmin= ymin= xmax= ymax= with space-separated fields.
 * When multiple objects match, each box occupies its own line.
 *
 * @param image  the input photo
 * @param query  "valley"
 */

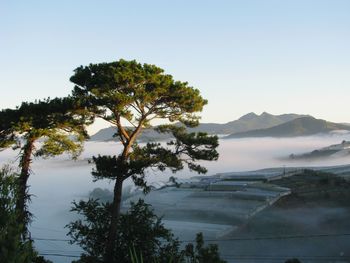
xmin=1 ymin=133 xmax=350 ymax=262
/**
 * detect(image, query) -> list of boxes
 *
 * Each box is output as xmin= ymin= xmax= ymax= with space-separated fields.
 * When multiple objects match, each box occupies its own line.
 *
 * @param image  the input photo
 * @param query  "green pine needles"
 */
xmin=70 ymin=59 xmax=219 ymax=262
xmin=0 ymin=97 xmax=92 ymax=237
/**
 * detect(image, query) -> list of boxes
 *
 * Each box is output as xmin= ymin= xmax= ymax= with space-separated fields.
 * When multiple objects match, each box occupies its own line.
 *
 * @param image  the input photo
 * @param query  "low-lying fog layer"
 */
xmin=1 ymin=134 xmax=350 ymax=262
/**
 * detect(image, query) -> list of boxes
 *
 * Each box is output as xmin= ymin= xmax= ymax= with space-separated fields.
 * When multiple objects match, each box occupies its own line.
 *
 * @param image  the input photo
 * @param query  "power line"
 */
xmin=39 ymin=253 xmax=80 ymax=258
xmin=32 ymin=233 xmax=350 ymax=248
xmin=38 ymin=252 xmax=350 ymax=261
xmin=34 ymin=232 xmax=350 ymax=260
xmin=223 ymin=255 xmax=350 ymax=259
xmin=195 ymin=233 xmax=350 ymax=243
xmin=32 ymin=232 xmax=350 ymax=243
xmin=221 ymin=257 xmax=350 ymax=262
xmin=31 ymin=226 xmax=65 ymax=233
xmin=33 ymin=237 xmax=70 ymax=242
xmin=40 ymin=249 xmax=82 ymax=253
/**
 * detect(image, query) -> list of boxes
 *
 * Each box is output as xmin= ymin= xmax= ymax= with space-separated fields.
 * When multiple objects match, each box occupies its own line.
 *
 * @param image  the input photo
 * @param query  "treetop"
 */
xmin=70 ymin=59 xmax=207 ymax=128
xmin=0 ymin=97 xmax=92 ymax=158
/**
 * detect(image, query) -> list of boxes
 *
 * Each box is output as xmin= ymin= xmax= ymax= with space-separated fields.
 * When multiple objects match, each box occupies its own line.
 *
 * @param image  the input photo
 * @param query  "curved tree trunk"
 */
xmin=104 ymin=177 xmax=124 ymax=263
xmin=104 ymin=120 xmax=143 ymax=262
xmin=16 ymin=137 xmax=35 ymax=238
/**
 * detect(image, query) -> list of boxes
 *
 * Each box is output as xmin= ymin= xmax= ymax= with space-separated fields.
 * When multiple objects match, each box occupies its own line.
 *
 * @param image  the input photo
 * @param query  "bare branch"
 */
xmin=134 ymin=100 xmax=145 ymax=115
xmin=129 ymin=103 xmax=142 ymax=115
xmin=124 ymin=118 xmax=137 ymax=128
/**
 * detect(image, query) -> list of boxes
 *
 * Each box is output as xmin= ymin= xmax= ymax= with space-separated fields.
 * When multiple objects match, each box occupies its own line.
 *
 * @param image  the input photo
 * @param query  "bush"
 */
xmin=68 ymin=199 xmax=182 ymax=263
xmin=67 ymin=199 xmax=226 ymax=263
xmin=184 ymin=233 xmax=226 ymax=263
xmin=0 ymin=165 xmax=52 ymax=263
xmin=285 ymin=259 xmax=301 ymax=263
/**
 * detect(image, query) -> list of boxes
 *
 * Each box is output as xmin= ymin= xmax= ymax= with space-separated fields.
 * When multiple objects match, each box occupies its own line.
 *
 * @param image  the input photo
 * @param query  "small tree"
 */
xmin=67 ymin=199 xmax=227 ymax=263
xmin=0 ymin=97 xmax=91 ymax=236
xmin=67 ymin=199 xmax=182 ymax=263
xmin=184 ymin=233 xmax=226 ymax=263
xmin=70 ymin=59 xmax=219 ymax=261
xmin=285 ymin=259 xmax=301 ymax=263
xmin=0 ymin=165 xmax=33 ymax=263
xmin=0 ymin=165 xmax=54 ymax=263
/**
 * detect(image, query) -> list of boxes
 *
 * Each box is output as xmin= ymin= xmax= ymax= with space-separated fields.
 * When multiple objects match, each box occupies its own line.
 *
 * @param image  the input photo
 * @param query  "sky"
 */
xmin=1 ymin=0 xmax=350 ymax=133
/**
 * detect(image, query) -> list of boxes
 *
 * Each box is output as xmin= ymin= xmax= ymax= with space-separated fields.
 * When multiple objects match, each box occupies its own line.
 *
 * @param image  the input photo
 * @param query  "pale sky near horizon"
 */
xmin=1 ymin=0 xmax=349 ymax=133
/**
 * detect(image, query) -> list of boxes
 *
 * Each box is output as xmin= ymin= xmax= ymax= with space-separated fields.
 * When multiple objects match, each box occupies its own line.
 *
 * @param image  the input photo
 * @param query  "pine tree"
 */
xmin=0 ymin=97 xmax=92 ymax=236
xmin=70 ymin=59 xmax=219 ymax=262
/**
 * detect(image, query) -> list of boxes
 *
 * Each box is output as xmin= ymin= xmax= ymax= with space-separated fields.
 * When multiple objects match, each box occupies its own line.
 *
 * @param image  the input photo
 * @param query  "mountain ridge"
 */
xmin=226 ymin=116 xmax=350 ymax=139
xmin=90 ymin=112 xmax=309 ymax=141
xmin=288 ymin=140 xmax=350 ymax=160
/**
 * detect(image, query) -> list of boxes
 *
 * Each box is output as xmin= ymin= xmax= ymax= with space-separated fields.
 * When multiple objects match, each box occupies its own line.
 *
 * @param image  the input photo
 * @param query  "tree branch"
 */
xmin=115 ymin=114 xmax=130 ymax=144
xmin=129 ymin=103 xmax=142 ymax=115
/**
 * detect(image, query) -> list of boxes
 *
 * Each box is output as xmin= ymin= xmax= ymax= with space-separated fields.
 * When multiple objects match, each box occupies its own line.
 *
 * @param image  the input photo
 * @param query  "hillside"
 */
xmin=186 ymin=112 xmax=307 ymax=134
xmin=223 ymin=170 xmax=350 ymax=262
xmin=226 ymin=117 xmax=350 ymax=138
xmin=90 ymin=112 xmax=306 ymax=141
xmin=289 ymin=140 xmax=350 ymax=160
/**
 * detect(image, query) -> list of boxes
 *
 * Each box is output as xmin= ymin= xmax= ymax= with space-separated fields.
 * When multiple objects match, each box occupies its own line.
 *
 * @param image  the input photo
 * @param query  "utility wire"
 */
xmin=39 ymin=253 xmax=80 ymax=258
xmin=38 ymin=252 xmax=350 ymax=261
xmin=32 ymin=232 xmax=350 ymax=243
xmin=199 ymin=233 xmax=350 ymax=243
xmin=33 ymin=237 xmax=70 ymax=242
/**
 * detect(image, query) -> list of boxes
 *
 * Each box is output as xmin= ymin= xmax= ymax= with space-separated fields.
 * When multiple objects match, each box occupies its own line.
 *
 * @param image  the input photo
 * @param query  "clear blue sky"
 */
xmin=1 ymin=0 xmax=350 ymax=130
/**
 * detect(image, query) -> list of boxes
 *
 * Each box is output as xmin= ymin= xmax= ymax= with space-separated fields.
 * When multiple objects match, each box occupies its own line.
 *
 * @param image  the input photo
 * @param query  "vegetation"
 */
xmin=183 ymin=233 xmax=226 ymax=263
xmin=273 ymin=169 xmax=350 ymax=205
xmin=68 ymin=199 xmax=182 ymax=263
xmin=0 ymin=165 xmax=33 ymax=262
xmin=0 ymin=97 xmax=91 ymax=236
xmin=70 ymin=59 xmax=219 ymax=261
xmin=289 ymin=140 xmax=350 ymax=160
xmin=285 ymin=259 xmax=301 ymax=263
xmin=67 ymin=199 xmax=226 ymax=263
xmin=0 ymin=165 xmax=52 ymax=263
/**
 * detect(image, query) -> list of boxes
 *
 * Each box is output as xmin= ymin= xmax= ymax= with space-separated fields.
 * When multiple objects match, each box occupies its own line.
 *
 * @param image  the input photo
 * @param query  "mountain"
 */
xmin=89 ymin=126 xmax=117 ymax=141
xmin=90 ymin=126 xmax=172 ymax=142
xmin=90 ymin=112 xmax=307 ymax=141
xmin=226 ymin=117 xmax=350 ymax=138
xmin=289 ymin=140 xmax=350 ymax=160
xmin=207 ymin=112 xmax=308 ymax=134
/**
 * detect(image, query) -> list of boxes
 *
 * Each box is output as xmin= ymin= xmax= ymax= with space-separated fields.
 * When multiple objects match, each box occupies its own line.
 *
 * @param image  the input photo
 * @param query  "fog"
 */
xmin=1 ymin=134 xmax=350 ymax=262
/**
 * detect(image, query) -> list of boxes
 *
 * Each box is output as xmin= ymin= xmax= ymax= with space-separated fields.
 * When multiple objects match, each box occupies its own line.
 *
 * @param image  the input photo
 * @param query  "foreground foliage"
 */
xmin=0 ymin=166 xmax=52 ymax=263
xmin=67 ymin=199 xmax=226 ymax=263
xmin=68 ymin=199 xmax=182 ymax=263
xmin=184 ymin=233 xmax=226 ymax=263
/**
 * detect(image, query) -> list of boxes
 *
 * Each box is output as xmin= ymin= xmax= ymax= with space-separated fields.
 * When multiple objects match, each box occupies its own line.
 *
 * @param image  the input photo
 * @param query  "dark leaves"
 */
xmin=67 ymin=199 xmax=181 ymax=263
xmin=91 ymin=126 xmax=218 ymax=192
xmin=70 ymin=59 xmax=207 ymax=129
xmin=0 ymin=97 xmax=91 ymax=158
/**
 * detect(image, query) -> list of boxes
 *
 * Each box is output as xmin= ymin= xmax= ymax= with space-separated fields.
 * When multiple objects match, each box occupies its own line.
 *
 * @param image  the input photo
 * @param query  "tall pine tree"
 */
xmin=70 ymin=59 xmax=219 ymax=262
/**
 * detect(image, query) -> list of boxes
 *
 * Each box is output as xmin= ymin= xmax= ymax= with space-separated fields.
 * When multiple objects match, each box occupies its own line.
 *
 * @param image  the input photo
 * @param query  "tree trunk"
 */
xmin=104 ymin=123 xmax=140 ymax=262
xmin=104 ymin=177 xmax=123 ymax=262
xmin=16 ymin=137 xmax=35 ymax=238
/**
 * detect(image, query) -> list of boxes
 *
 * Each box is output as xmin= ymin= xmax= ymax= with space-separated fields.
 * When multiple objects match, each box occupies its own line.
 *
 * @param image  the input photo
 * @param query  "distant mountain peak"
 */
xmin=90 ymin=112 xmax=319 ymax=141
xmin=226 ymin=116 xmax=350 ymax=139
xmin=260 ymin=111 xmax=272 ymax=116
xmin=239 ymin=111 xmax=276 ymax=120
xmin=238 ymin=112 xmax=258 ymax=121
